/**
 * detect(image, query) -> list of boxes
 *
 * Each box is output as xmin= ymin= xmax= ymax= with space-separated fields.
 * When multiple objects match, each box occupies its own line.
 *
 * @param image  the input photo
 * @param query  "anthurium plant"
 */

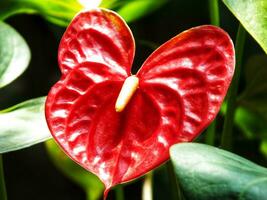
xmin=45 ymin=8 xmax=234 ymax=196
xmin=0 ymin=0 xmax=267 ymax=200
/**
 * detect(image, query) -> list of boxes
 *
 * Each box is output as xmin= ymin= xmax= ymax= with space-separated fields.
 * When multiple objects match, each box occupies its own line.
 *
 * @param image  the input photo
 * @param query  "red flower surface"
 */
xmin=45 ymin=8 xmax=235 ymax=195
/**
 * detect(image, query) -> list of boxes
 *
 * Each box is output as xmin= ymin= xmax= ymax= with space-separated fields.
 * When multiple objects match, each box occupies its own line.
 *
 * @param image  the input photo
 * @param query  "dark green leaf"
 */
xmin=46 ymin=140 xmax=104 ymax=200
xmin=244 ymin=55 xmax=267 ymax=92
xmin=220 ymin=55 xmax=267 ymax=140
xmin=0 ymin=97 xmax=51 ymax=153
xmin=222 ymin=0 xmax=267 ymax=54
xmin=238 ymin=54 xmax=267 ymax=121
xmin=241 ymin=55 xmax=267 ymax=101
xmin=0 ymin=22 xmax=30 ymax=88
xmin=170 ymin=143 xmax=267 ymax=200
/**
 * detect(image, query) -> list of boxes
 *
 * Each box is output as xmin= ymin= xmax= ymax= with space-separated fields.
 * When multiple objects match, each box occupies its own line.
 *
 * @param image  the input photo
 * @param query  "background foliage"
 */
xmin=1 ymin=0 xmax=267 ymax=199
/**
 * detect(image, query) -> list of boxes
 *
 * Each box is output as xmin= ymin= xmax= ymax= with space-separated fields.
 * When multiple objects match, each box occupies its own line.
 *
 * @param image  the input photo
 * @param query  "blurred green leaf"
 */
xmin=100 ymin=0 xmax=118 ymax=9
xmin=0 ymin=0 xmax=83 ymax=26
xmin=117 ymin=0 xmax=168 ymax=22
xmin=220 ymin=55 xmax=267 ymax=140
xmin=221 ymin=103 xmax=267 ymax=140
xmin=0 ymin=0 xmax=168 ymax=26
xmin=46 ymin=140 xmax=104 ymax=200
xmin=260 ymin=140 xmax=267 ymax=158
xmin=170 ymin=143 xmax=267 ymax=200
xmin=244 ymin=55 xmax=267 ymax=94
xmin=0 ymin=22 xmax=30 ymax=88
xmin=222 ymin=0 xmax=267 ymax=54
xmin=0 ymin=97 xmax=51 ymax=153
xmin=234 ymin=107 xmax=267 ymax=139
xmin=239 ymin=54 xmax=267 ymax=121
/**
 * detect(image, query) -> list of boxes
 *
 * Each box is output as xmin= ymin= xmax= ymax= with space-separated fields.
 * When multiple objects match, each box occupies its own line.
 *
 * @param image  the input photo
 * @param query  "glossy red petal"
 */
xmin=45 ymin=64 xmax=123 ymax=187
xmin=138 ymin=25 xmax=235 ymax=138
xmin=46 ymin=66 xmax=163 ymax=189
xmin=46 ymin=8 xmax=235 ymax=197
xmin=58 ymin=8 xmax=135 ymax=77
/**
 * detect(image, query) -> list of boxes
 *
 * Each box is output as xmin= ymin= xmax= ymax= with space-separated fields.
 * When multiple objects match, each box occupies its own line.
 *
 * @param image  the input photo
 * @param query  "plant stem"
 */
xmin=115 ymin=185 xmax=124 ymax=200
xmin=205 ymin=0 xmax=220 ymax=145
xmin=208 ymin=0 xmax=220 ymax=26
xmin=166 ymin=161 xmax=183 ymax=200
xmin=221 ymin=24 xmax=246 ymax=150
xmin=205 ymin=121 xmax=216 ymax=145
xmin=0 ymin=155 xmax=7 ymax=200
xmin=142 ymin=172 xmax=153 ymax=200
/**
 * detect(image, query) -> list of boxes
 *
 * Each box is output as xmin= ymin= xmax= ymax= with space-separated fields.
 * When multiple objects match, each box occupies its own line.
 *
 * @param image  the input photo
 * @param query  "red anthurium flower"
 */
xmin=45 ymin=8 xmax=235 ymax=196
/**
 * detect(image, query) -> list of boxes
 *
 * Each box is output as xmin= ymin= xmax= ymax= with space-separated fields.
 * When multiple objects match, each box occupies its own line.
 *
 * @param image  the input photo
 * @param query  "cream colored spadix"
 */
xmin=115 ymin=75 xmax=139 ymax=112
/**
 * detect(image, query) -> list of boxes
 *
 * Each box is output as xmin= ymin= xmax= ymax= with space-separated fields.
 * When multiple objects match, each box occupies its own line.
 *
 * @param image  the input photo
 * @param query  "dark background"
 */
xmin=1 ymin=0 xmax=265 ymax=199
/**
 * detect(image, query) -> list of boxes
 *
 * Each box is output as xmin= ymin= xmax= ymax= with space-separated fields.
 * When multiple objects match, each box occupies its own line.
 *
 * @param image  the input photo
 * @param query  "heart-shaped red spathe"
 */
xmin=45 ymin=8 xmax=235 ymax=193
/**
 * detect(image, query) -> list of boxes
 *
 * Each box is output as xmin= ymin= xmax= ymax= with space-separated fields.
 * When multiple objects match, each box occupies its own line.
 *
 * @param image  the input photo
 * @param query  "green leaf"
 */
xmin=222 ymin=0 xmax=267 ymax=54
xmin=0 ymin=97 xmax=51 ymax=153
xmin=45 ymin=140 xmax=104 ymax=200
xmin=241 ymin=52 xmax=267 ymax=137
xmin=234 ymin=107 xmax=267 ymax=139
xmin=239 ymin=54 xmax=267 ymax=121
xmin=100 ymin=0 xmax=118 ymax=9
xmin=0 ymin=22 xmax=30 ymax=88
xmin=241 ymin=55 xmax=267 ymax=102
xmin=117 ymin=0 xmax=168 ymax=22
xmin=221 ymin=103 xmax=267 ymax=140
xmin=170 ymin=143 xmax=267 ymax=200
xmin=244 ymin=55 xmax=267 ymax=94
xmin=219 ymin=55 xmax=267 ymax=140
xmin=0 ymin=0 xmax=168 ymax=25
xmin=0 ymin=0 xmax=83 ymax=26
xmin=260 ymin=140 xmax=267 ymax=158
